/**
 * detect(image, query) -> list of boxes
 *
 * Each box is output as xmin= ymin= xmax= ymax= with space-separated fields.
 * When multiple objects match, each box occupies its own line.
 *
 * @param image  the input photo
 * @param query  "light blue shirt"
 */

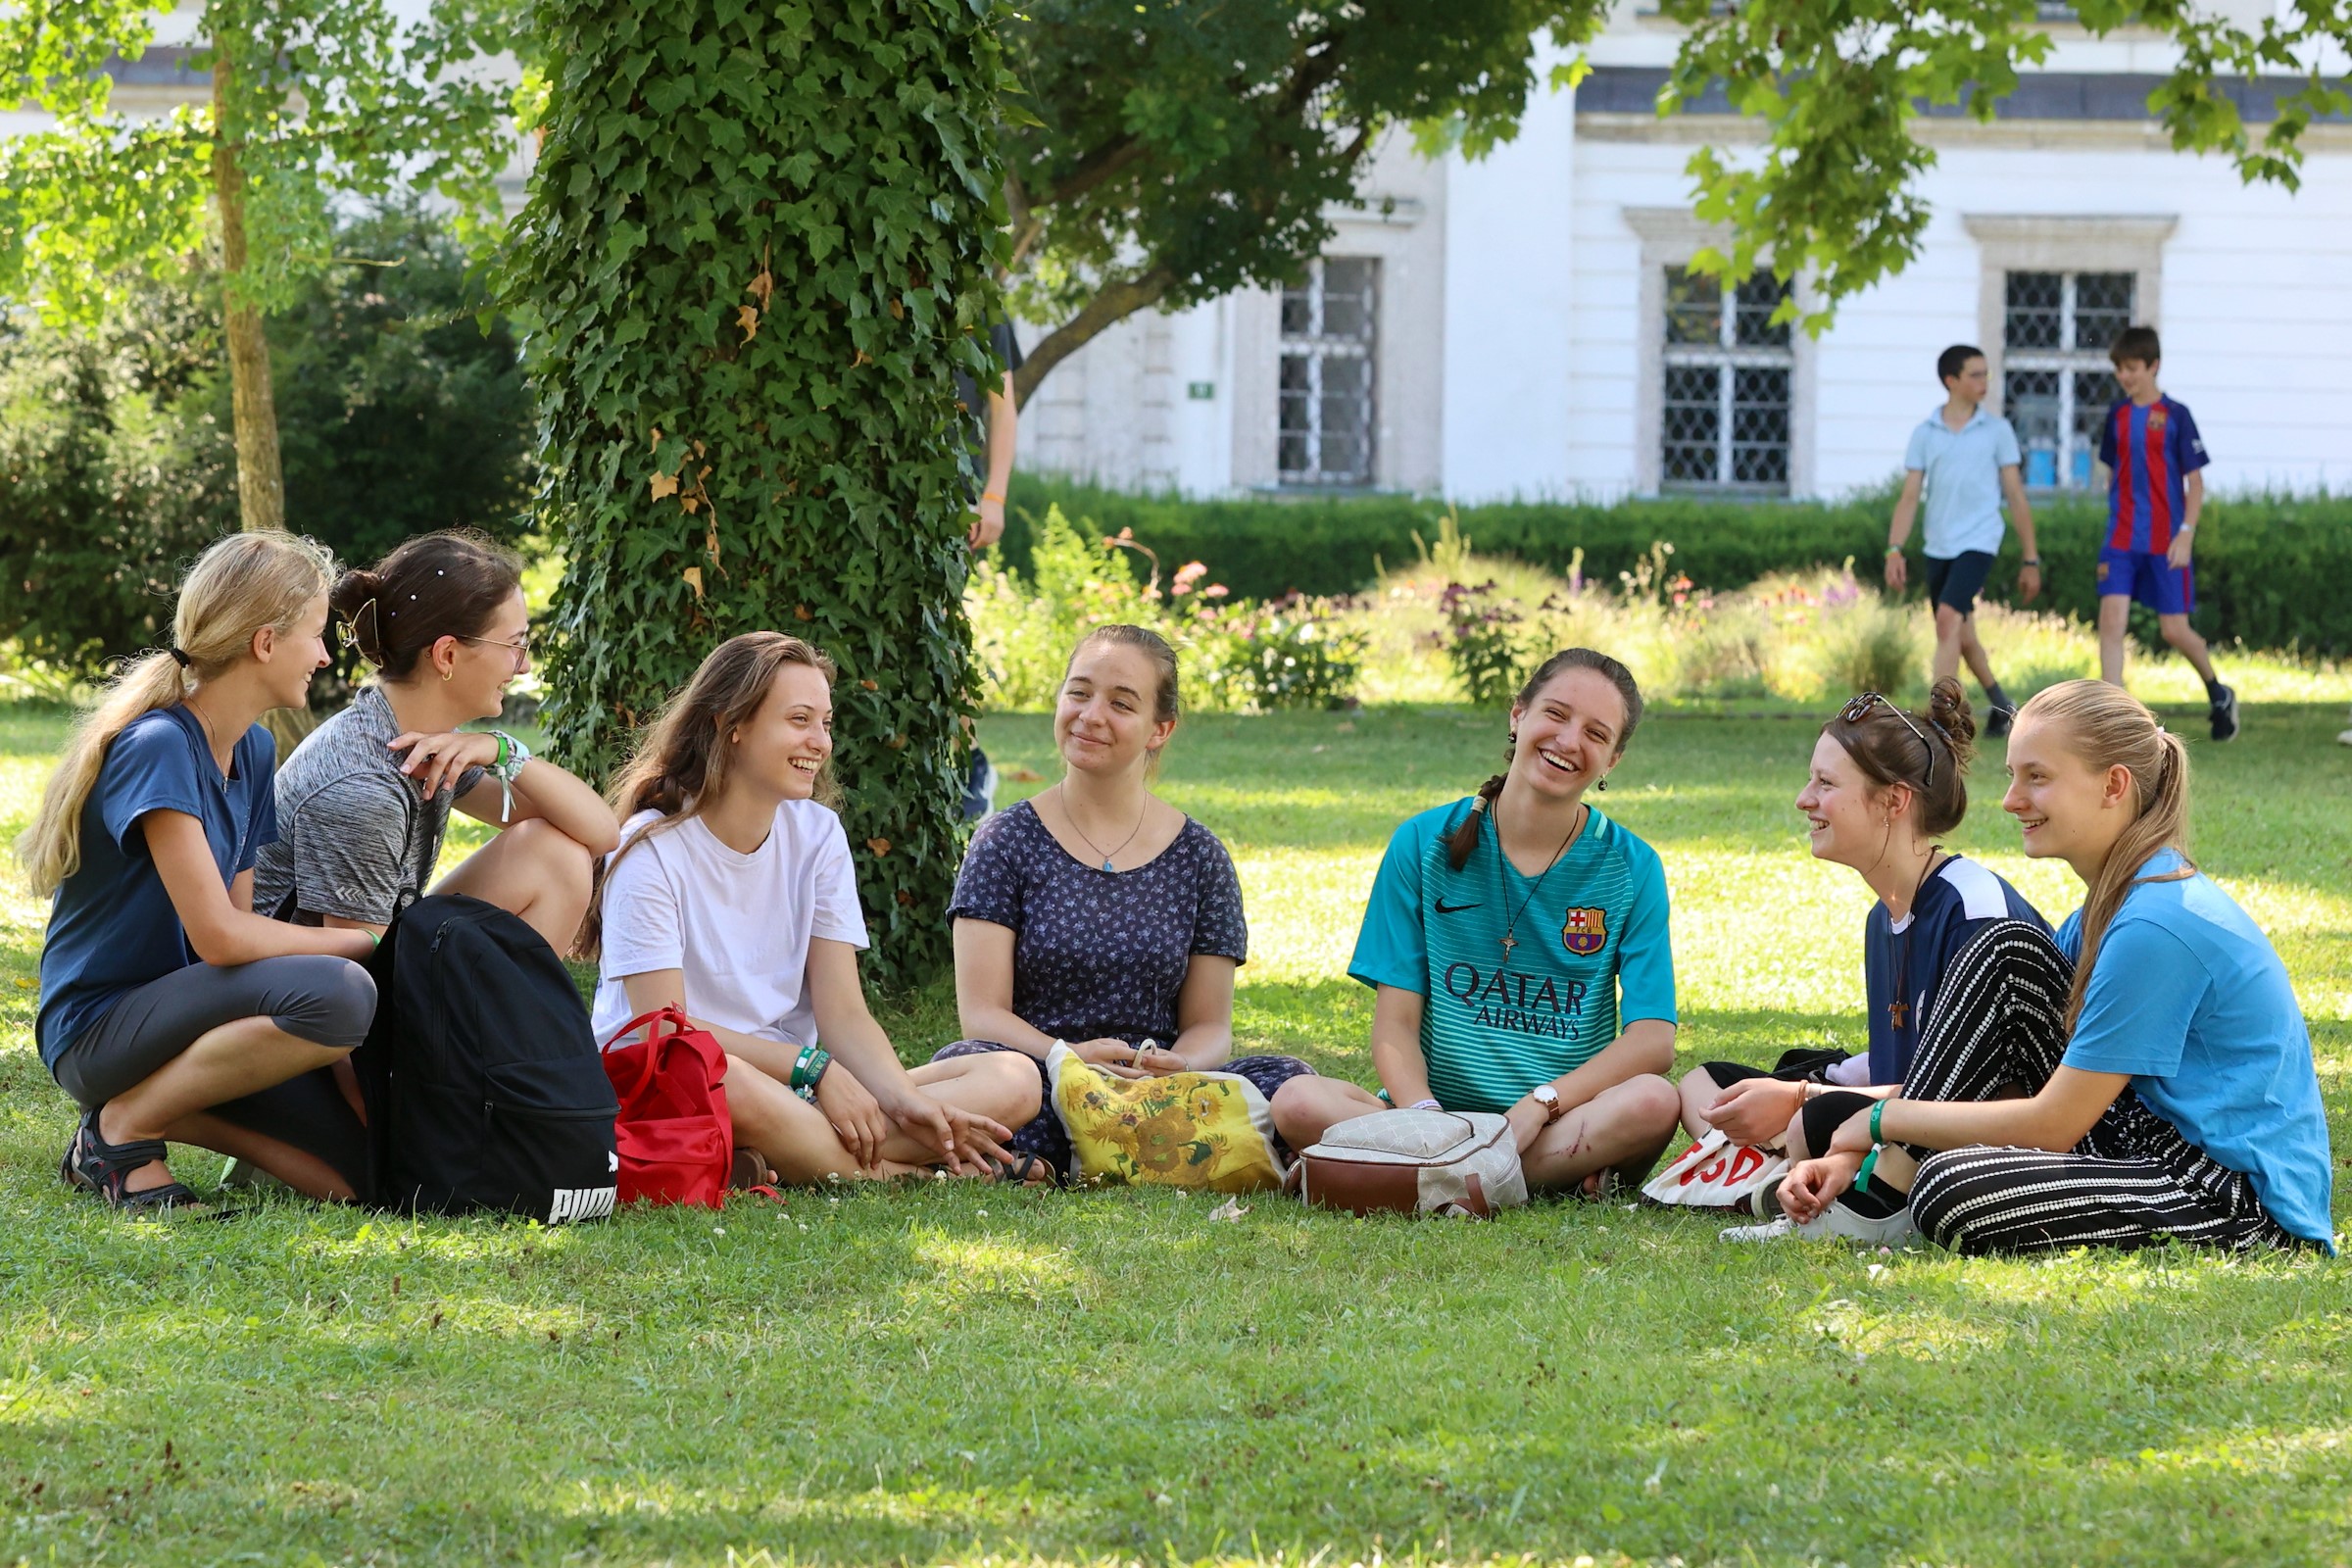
xmin=1904 ymin=404 xmax=2022 ymax=560
xmin=2058 ymin=852 xmax=2336 ymax=1250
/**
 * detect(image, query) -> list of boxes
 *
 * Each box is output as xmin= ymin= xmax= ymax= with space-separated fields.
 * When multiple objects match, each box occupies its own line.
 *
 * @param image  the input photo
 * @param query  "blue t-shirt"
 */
xmin=2098 ymin=395 xmax=2208 ymax=554
xmin=34 ymin=705 xmax=278 ymax=1067
xmin=1863 ymin=856 xmax=2048 ymax=1084
xmin=1348 ymin=801 xmax=1676 ymax=1113
xmin=2058 ymin=851 xmax=2334 ymax=1250
xmin=1903 ymin=405 xmax=2022 ymax=560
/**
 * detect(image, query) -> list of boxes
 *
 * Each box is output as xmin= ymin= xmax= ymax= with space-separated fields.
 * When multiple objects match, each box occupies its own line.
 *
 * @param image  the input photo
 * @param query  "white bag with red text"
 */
xmin=1641 ymin=1128 xmax=1788 ymax=1208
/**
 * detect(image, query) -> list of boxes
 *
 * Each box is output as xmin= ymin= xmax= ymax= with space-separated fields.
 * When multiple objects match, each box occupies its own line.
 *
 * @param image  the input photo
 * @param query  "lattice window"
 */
xmin=1278 ymin=258 xmax=1377 ymax=487
xmin=2003 ymin=270 xmax=2131 ymax=489
xmin=1659 ymin=268 xmax=1792 ymax=491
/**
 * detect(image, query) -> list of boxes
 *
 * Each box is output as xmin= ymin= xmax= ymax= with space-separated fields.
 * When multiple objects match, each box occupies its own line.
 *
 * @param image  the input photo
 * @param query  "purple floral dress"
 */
xmin=932 ymin=801 xmax=1314 ymax=1168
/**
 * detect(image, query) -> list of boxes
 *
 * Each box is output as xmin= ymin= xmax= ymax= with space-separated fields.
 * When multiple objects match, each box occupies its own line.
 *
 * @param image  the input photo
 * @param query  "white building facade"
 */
xmin=1023 ymin=4 xmax=2352 ymax=502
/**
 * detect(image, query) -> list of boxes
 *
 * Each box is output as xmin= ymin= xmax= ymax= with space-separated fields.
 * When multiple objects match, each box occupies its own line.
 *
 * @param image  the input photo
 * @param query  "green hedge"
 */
xmin=1003 ymin=477 xmax=2352 ymax=658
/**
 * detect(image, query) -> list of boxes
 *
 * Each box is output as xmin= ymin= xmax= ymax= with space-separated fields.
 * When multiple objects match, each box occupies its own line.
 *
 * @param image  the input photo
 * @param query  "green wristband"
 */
xmin=1855 ymin=1145 xmax=1882 ymax=1195
xmin=1870 ymin=1099 xmax=1886 ymax=1143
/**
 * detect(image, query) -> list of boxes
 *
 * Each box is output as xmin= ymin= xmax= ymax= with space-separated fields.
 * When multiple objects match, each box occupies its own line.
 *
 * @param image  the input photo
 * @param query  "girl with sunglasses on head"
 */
xmin=1688 ymin=681 xmax=2048 ymax=1243
xmin=255 ymin=530 xmax=617 ymax=954
xmin=1776 ymin=679 xmax=2333 ymax=1254
xmin=1271 ymin=649 xmax=1683 ymax=1195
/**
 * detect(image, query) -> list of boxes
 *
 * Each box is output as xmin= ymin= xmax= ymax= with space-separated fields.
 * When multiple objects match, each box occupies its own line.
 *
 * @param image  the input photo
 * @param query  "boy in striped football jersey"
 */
xmin=2097 ymin=325 xmax=2237 ymax=741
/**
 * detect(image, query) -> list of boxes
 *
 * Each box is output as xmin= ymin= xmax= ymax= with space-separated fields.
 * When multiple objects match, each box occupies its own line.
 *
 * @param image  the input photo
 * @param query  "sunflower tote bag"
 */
xmin=1044 ymin=1044 xmax=1287 ymax=1193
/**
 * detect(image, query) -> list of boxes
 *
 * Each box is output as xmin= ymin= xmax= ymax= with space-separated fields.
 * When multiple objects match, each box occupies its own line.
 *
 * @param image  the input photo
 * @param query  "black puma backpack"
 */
xmin=355 ymin=894 xmax=618 ymax=1223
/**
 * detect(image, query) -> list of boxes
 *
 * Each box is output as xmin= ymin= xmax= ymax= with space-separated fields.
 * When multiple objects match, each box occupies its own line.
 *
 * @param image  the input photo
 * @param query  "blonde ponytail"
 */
xmin=2016 ymin=679 xmax=2194 ymax=1033
xmin=15 ymin=531 xmax=338 ymax=896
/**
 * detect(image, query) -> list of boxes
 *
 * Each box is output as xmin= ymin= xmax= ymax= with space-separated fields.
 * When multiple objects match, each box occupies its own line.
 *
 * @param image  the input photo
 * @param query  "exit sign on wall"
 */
xmin=1187 ymin=381 xmax=1215 ymax=400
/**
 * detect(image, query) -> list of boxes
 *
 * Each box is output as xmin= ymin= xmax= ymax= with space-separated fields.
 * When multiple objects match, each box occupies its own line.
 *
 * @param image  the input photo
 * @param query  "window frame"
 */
xmin=1626 ymin=206 xmax=1816 ymax=498
xmin=1964 ymin=214 xmax=2175 ymax=489
xmin=1276 ymin=256 xmax=1380 ymax=489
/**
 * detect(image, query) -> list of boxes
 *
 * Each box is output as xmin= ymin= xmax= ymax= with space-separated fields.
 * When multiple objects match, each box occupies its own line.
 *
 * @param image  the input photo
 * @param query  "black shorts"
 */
xmin=1924 ymin=551 xmax=1996 ymax=615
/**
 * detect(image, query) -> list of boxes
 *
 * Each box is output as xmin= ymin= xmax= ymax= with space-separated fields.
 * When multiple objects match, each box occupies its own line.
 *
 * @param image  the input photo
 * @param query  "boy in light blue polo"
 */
xmin=1884 ymin=345 xmax=2043 ymax=736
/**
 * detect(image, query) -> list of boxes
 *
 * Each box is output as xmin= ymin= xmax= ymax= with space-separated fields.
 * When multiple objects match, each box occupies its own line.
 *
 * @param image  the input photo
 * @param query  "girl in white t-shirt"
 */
xmin=586 ymin=633 xmax=1037 ymax=1182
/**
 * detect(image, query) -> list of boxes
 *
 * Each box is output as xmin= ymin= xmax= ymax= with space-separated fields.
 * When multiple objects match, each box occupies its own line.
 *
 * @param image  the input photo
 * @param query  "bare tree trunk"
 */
xmin=212 ymin=50 xmax=283 ymax=534
xmin=1011 ymin=266 xmax=1176 ymax=410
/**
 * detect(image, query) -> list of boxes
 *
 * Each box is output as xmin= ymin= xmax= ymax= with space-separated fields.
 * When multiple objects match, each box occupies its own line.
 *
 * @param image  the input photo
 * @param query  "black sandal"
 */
xmin=63 ymin=1106 xmax=209 ymax=1216
xmin=995 ymin=1152 xmax=1058 ymax=1188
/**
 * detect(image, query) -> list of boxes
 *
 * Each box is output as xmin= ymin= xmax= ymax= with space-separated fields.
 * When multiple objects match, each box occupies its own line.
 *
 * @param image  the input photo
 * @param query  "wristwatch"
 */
xmin=1529 ymin=1083 xmax=1565 ymax=1124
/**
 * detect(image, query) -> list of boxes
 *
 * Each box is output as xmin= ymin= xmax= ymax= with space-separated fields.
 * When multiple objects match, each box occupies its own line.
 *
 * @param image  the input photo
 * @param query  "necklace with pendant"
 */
xmin=1055 ymin=787 xmax=1148 ymax=873
xmin=1492 ymin=803 xmax=1587 ymax=960
xmin=1887 ymin=849 xmax=1944 ymax=1032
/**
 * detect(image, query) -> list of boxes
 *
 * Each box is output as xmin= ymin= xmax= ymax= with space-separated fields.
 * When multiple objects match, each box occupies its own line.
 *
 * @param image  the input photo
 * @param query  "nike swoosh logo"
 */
xmin=1433 ymin=899 xmax=1482 ymax=914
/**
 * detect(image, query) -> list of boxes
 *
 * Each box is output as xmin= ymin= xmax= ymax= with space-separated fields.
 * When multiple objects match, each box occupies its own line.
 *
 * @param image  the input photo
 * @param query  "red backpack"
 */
xmin=599 ymin=1007 xmax=733 ymax=1207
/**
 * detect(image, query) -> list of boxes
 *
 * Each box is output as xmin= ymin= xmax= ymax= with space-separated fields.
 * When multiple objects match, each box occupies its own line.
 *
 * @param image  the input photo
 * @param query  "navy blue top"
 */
xmin=1862 ymin=855 xmax=2047 ymax=1084
xmin=35 ymin=705 xmax=277 ymax=1067
xmin=947 ymin=800 xmax=1247 ymax=1048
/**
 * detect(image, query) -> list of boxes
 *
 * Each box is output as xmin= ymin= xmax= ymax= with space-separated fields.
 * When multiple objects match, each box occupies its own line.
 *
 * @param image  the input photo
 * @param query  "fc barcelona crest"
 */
xmin=2148 ymin=408 xmax=2169 ymax=432
xmin=1561 ymin=907 xmax=1608 ymax=956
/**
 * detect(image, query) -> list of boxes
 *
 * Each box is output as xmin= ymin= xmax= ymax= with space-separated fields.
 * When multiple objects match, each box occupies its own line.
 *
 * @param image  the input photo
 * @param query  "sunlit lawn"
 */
xmin=0 ymin=693 xmax=2346 ymax=1566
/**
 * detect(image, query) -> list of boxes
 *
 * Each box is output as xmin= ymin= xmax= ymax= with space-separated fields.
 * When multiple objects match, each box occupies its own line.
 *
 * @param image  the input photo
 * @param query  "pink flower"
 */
xmin=1172 ymin=561 xmax=1208 ymax=597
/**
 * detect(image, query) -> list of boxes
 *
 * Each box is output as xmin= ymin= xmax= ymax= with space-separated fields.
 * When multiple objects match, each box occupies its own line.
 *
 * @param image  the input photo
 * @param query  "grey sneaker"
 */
xmin=1720 ymin=1203 xmax=1918 ymax=1246
xmin=1984 ymin=702 xmax=2016 ymax=739
xmin=219 ymin=1156 xmax=289 ymax=1195
xmin=2208 ymin=684 xmax=2239 ymax=743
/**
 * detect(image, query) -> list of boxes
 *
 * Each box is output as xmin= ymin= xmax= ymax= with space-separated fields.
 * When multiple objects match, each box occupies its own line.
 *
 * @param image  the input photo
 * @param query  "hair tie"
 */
xmin=169 ymin=648 xmax=191 ymax=669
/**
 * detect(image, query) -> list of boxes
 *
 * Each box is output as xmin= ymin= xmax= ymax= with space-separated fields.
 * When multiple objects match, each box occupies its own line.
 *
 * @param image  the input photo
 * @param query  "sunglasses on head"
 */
xmin=1838 ymin=692 xmax=1936 ymax=789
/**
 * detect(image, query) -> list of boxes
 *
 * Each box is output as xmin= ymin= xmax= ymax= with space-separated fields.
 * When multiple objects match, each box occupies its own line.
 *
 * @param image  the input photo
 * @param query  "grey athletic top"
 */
xmin=254 ymin=686 xmax=485 ymax=926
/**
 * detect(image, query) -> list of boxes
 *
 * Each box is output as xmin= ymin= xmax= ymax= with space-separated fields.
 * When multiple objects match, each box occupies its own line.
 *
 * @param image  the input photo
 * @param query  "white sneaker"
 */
xmin=1720 ymin=1204 xmax=1919 ymax=1246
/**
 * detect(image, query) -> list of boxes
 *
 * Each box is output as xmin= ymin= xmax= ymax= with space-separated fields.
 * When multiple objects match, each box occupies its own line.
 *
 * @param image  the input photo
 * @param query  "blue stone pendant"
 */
xmin=1102 ymin=858 xmax=1116 ymax=873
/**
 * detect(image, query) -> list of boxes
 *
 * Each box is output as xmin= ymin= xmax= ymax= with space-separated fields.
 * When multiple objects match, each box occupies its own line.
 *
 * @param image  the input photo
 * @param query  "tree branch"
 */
xmin=1011 ymin=265 xmax=1176 ymax=409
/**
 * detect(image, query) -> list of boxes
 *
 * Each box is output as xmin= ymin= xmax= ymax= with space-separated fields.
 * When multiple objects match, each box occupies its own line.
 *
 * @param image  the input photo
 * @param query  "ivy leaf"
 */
xmin=649 ymin=471 xmax=680 ymax=500
xmin=682 ymin=564 xmax=703 ymax=600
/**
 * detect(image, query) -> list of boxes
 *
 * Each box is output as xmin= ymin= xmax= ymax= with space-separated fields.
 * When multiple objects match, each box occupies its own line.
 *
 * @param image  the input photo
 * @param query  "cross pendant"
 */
xmin=1887 ymin=999 xmax=1908 ymax=1031
xmin=1499 ymin=934 xmax=1518 ymax=959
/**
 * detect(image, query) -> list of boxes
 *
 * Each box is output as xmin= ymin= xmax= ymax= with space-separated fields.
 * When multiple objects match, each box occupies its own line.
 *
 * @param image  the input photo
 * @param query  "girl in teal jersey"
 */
xmin=1273 ymin=650 xmax=1682 ymax=1193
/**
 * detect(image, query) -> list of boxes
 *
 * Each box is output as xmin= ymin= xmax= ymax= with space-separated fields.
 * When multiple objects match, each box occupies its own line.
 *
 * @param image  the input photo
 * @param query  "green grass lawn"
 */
xmin=0 ymin=698 xmax=2347 ymax=1566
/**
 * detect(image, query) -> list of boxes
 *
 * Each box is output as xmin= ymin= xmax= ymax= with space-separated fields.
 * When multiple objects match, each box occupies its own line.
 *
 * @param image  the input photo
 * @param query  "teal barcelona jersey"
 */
xmin=1348 ymin=800 xmax=1677 ymax=1114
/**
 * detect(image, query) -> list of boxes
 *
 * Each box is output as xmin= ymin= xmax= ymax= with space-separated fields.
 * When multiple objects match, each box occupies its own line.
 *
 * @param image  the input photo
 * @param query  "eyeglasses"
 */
xmin=1838 ymin=692 xmax=1936 ymax=789
xmin=459 ymin=632 xmax=532 ymax=662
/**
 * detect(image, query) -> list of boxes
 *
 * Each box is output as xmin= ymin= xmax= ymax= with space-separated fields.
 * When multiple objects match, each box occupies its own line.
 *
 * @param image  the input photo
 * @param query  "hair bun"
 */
xmin=1923 ymin=677 xmax=1978 ymax=769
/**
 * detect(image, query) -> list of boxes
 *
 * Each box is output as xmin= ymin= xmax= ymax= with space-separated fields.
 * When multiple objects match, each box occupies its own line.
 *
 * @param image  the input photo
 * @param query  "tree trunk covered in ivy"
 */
xmin=511 ymin=0 xmax=1008 ymax=987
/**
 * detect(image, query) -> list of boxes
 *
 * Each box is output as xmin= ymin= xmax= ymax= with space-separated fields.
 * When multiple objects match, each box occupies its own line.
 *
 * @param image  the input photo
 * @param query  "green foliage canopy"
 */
xmin=506 ymin=0 xmax=1012 ymax=987
xmin=0 ymin=209 xmax=535 ymax=675
xmin=0 ymin=0 xmax=521 ymax=322
xmin=1661 ymin=0 xmax=2352 ymax=325
xmin=999 ymin=0 xmax=1605 ymax=396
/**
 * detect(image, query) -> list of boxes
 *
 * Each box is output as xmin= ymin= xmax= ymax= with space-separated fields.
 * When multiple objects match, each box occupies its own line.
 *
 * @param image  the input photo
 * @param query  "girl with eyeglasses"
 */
xmin=1684 ymin=680 xmax=2050 ymax=1243
xmin=1776 ymin=679 xmax=2333 ymax=1254
xmin=255 ymin=530 xmax=618 ymax=954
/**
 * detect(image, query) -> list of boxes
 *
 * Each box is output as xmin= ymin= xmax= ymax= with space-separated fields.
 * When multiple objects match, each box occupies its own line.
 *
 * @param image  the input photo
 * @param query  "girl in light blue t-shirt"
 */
xmin=1779 ymin=679 xmax=2334 ymax=1253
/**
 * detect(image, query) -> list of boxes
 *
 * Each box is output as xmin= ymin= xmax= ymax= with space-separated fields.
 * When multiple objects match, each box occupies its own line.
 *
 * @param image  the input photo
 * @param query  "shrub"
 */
xmin=1004 ymin=475 xmax=2352 ymax=658
xmin=968 ymin=506 xmax=1363 ymax=713
xmin=0 ymin=209 xmax=536 ymax=679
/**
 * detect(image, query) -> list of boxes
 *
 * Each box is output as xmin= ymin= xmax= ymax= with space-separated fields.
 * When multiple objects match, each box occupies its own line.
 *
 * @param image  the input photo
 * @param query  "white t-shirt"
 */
xmin=590 ymin=804 xmax=869 ymax=1051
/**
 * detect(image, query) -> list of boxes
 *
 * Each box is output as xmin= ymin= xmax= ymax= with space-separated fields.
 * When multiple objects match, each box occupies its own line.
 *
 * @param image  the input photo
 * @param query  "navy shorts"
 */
xmin=1924 ymin=551 xmax=1996 ymax=615
xmin=2098 ymin=546 xmax=2194 ymax=615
